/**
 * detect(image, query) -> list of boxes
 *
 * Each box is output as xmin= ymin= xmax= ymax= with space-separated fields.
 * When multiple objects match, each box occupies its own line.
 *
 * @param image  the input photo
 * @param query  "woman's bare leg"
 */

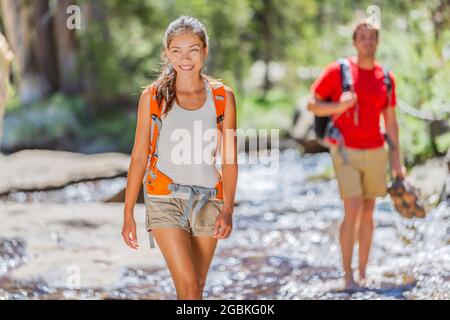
xmin=152 ymin=228 xmax=201 ymax=299
xmin=190 ymin=235 xmax=218 ymax=298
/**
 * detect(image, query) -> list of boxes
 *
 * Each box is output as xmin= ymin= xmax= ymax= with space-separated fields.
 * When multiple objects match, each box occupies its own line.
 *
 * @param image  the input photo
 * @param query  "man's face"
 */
xmin=353 ymin=25 xmax=379 ymax=57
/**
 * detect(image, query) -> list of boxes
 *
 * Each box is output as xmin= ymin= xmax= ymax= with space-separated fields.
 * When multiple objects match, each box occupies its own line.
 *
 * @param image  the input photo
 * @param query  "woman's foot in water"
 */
xmin=344 ymin=274 xmax=359 ymax=291
xmin=344 ymin=280 xmax=362 ymax=292
xmin=343 ymin=273 xmax=362 ymax=292
xmin=357 ymin=270 xmax=370 ymax=288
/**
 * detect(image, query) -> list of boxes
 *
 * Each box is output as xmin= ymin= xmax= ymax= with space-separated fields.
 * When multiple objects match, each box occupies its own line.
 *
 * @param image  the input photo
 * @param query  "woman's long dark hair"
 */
xmin=147 ymin=16 xmax=216 ymax=116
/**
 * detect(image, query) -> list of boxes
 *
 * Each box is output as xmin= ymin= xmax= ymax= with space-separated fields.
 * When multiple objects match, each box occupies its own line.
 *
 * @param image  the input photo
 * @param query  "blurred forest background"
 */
xmin=1 ymin=0 xmax=450 ymax=166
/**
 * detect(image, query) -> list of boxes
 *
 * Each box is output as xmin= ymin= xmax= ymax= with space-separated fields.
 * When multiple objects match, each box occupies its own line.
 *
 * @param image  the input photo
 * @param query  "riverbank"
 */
xmin=1 ymin=149 xmax=449 ymax=299
xmin=0 ymin=201 xmax=169 ymax=299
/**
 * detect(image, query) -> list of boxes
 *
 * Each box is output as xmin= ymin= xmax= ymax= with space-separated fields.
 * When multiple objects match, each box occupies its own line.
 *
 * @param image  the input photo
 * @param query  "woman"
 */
xmin=121 ymin=16 xmax=238 ymax=300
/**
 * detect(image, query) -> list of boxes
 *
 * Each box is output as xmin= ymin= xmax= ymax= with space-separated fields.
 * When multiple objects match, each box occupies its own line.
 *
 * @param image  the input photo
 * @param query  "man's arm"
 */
xmin=307 ymin=92 xmax=357 ymax=117
xmin=383 ymin=107 xmax=405 ymax=179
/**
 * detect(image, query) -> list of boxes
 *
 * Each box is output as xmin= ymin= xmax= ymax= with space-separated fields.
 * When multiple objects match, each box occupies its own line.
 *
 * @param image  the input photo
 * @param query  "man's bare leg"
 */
xmin=340 ymin=196 xmax=364 ymax=289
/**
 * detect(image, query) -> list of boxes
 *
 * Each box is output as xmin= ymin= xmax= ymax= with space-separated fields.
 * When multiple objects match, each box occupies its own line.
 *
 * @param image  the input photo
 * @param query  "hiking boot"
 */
xmin=387 ymin=178 xmax=427 ymax=219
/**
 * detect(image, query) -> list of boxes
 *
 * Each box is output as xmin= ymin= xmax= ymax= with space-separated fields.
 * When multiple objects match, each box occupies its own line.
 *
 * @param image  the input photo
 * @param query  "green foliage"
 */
xmin=237 ymin=87 xmax=296 ymax=133
xmin=4 ymin=0 xmax=450 ymax=162
xmin=397 ymin=114 xmax=435 ymax=165
xmin=89 ymin=111 xmax=137 ymax=153
xmin=2 ymin=94 xmax=85 ymax=149
xmin=5 ymin=80 xmax=20 ymax=111
xmin=307 ymin=165 xmax=335 ymax=181
xmin=436 ymin=130 xmax=450 ymax=155
xmin=2 ymin=93 xmax=136 ymax=153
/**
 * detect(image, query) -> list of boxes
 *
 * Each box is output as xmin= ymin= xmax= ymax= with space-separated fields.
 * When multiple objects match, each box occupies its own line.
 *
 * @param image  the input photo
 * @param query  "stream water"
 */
xmin=1 ymin=150 xmax=449 ymax=299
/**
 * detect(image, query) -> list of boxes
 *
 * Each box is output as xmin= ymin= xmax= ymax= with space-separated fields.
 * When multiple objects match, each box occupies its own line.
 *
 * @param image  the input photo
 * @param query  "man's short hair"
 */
xmin=352 ymin=21 xmax=380 ymax=40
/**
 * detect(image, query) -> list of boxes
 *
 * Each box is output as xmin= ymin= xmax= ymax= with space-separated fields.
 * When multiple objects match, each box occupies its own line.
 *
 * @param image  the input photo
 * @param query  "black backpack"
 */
xmin=313 ymin=58 xmax=392 ymax=140
xmin=314 ymin=58 xmax=353 ymax=140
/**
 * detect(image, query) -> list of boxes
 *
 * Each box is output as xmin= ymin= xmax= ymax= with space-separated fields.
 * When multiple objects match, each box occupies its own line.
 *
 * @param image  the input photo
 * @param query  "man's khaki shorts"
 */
xmin=145 ymin=197 xmax=224 ymax=236
xmin=330 ymin=145 xmax=388 ymax=199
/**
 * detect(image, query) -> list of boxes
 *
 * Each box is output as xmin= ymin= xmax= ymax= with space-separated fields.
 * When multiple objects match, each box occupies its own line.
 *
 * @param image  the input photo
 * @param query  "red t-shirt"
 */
xmin=311 ymin=56 xmax=397 ymax=149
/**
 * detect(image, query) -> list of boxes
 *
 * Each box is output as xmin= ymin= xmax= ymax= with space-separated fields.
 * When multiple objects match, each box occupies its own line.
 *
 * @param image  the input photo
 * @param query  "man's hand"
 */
xmin=392 ymin=162 xmax=407 ymax=180
xmin=338 ymin=91 xmax=357 ymax=112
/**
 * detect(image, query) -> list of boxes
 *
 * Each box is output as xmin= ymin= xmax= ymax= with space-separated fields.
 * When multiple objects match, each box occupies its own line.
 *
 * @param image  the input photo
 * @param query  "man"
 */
xmin=307 ymin=22 xmax=405 ymax=290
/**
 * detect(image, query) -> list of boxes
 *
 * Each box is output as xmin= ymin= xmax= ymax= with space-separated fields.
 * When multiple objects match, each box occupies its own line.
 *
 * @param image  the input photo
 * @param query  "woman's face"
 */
xmin=166 ymin=32 xmax=207 ymax=75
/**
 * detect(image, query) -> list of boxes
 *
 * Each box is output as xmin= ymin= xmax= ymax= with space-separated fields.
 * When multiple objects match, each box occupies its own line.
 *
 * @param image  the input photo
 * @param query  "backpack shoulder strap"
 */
xmin=208 ymin=81 xmax=227 ymax=130
xmin=149 ymin=85 xmax=162 ymax=117
xmin=383 ymin=67 xmax=392 ymax=92
xmin=206 ymin=80 xmax=227 ymax=162
xmin=149 ymin=84 xmax=162 ymax=157
xmin=382 ymin=67 xmax=393 ymax=107
xmin=337 ymin=58 xmax=353 ymax=92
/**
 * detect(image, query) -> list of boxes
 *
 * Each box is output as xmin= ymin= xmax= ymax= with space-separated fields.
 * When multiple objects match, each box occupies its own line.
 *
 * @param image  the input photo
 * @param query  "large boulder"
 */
xmin=407 ymin=156 xmax=449 ymax=204
xmin=0 ymin=149 xmax=130 ymax=195
xmin=0 ymin=201 xmax=165 ymax=290
xmin=289 ymin=97 xmax=327 ymax=153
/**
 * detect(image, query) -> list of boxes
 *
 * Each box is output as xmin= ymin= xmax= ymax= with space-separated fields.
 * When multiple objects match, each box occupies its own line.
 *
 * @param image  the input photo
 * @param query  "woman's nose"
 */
xmin=181 ymin=51 xmax=191 ymax=60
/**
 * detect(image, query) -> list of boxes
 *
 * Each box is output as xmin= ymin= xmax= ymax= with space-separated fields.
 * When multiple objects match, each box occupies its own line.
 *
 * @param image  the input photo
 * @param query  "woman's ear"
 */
xmin=204 ymin=46 xmax=209 ymax=60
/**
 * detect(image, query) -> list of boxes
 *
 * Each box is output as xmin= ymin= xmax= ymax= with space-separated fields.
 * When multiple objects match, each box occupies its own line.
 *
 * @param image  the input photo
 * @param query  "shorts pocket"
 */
xmin=195 ymin=200 xmax=222 ymax=229
xmin=146 ymin=197 xmax=177 ymax=226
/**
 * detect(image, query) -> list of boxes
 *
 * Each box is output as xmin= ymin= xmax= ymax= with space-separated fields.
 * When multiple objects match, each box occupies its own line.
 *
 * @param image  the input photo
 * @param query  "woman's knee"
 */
xmin=178 ymin=278 xmax=201 ymax=298
xmin=198 ymin=279 xmax=206 ymax=292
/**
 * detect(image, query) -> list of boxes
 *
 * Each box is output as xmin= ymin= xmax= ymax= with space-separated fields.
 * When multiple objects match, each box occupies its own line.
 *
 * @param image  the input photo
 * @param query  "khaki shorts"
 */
xmin=145 ymin=197 xmax=224 ymax=236
xmin=330 ymin=145 xmax=388 ymax=199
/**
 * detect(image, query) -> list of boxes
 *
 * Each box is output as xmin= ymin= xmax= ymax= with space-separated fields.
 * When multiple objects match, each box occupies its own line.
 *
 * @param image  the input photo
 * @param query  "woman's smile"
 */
xmin=179 ymin=64 xmax=195 ymax=71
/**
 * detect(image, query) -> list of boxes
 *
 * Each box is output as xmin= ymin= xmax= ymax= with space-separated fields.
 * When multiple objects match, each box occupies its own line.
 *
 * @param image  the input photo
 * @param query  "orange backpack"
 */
xmin=141 ymin=80 xmax=227 ymax=248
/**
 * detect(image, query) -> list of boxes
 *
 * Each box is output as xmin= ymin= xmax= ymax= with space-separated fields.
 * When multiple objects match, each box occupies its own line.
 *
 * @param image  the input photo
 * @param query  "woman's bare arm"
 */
xmin=122 ymin=88 xmax=151 ymax=249
xmin=213 ymin=85 xmax=238 ymax=240
xmin=221 ymin=86 xmax=238 ymax=213
xmin=124 ymin=89 xmax=151 ymax=215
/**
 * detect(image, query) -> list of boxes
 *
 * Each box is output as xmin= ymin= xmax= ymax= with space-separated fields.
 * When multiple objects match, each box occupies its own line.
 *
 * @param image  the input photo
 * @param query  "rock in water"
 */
xmin=0 ymin=149 xmax=130 ymax=195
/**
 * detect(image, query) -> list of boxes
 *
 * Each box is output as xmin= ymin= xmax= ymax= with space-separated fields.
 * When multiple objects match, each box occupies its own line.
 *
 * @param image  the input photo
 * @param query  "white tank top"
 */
xmin=151 ymin=81 xmax=220 ymax=198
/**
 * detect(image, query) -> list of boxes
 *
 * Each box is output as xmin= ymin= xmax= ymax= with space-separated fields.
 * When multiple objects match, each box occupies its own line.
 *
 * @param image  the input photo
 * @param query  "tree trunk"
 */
xmin=0 ymin=32 xmax=14 ymax=153
xmin=79 ymin=0 xmax=111 ymax=113
xmin=0 ymin=0 xmax=51 ymax=103
xmin=53 ymin=0 xmax=80 ymax=95
xmin=33 ymin=0 xmax=59 ymax=92
xmin=431 ymin=1 xmax=449 ymax=43
xmin=261 ymin=0 xmax=272 ymax=95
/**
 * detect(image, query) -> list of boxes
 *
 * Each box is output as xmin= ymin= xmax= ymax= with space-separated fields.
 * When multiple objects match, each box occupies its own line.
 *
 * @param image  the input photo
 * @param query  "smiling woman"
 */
xmin=171 ymin=43 xmax=202 ymax=72
xmin=122 ymin=16 xmax=238 ymax=300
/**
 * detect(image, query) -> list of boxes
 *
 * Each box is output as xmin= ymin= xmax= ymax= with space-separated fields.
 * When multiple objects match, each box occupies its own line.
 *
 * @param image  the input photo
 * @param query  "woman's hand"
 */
xmin=122 ymin=214 xmax=139 ymax=249
xmin=213 ymin=205 xmax=233 ymax=240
